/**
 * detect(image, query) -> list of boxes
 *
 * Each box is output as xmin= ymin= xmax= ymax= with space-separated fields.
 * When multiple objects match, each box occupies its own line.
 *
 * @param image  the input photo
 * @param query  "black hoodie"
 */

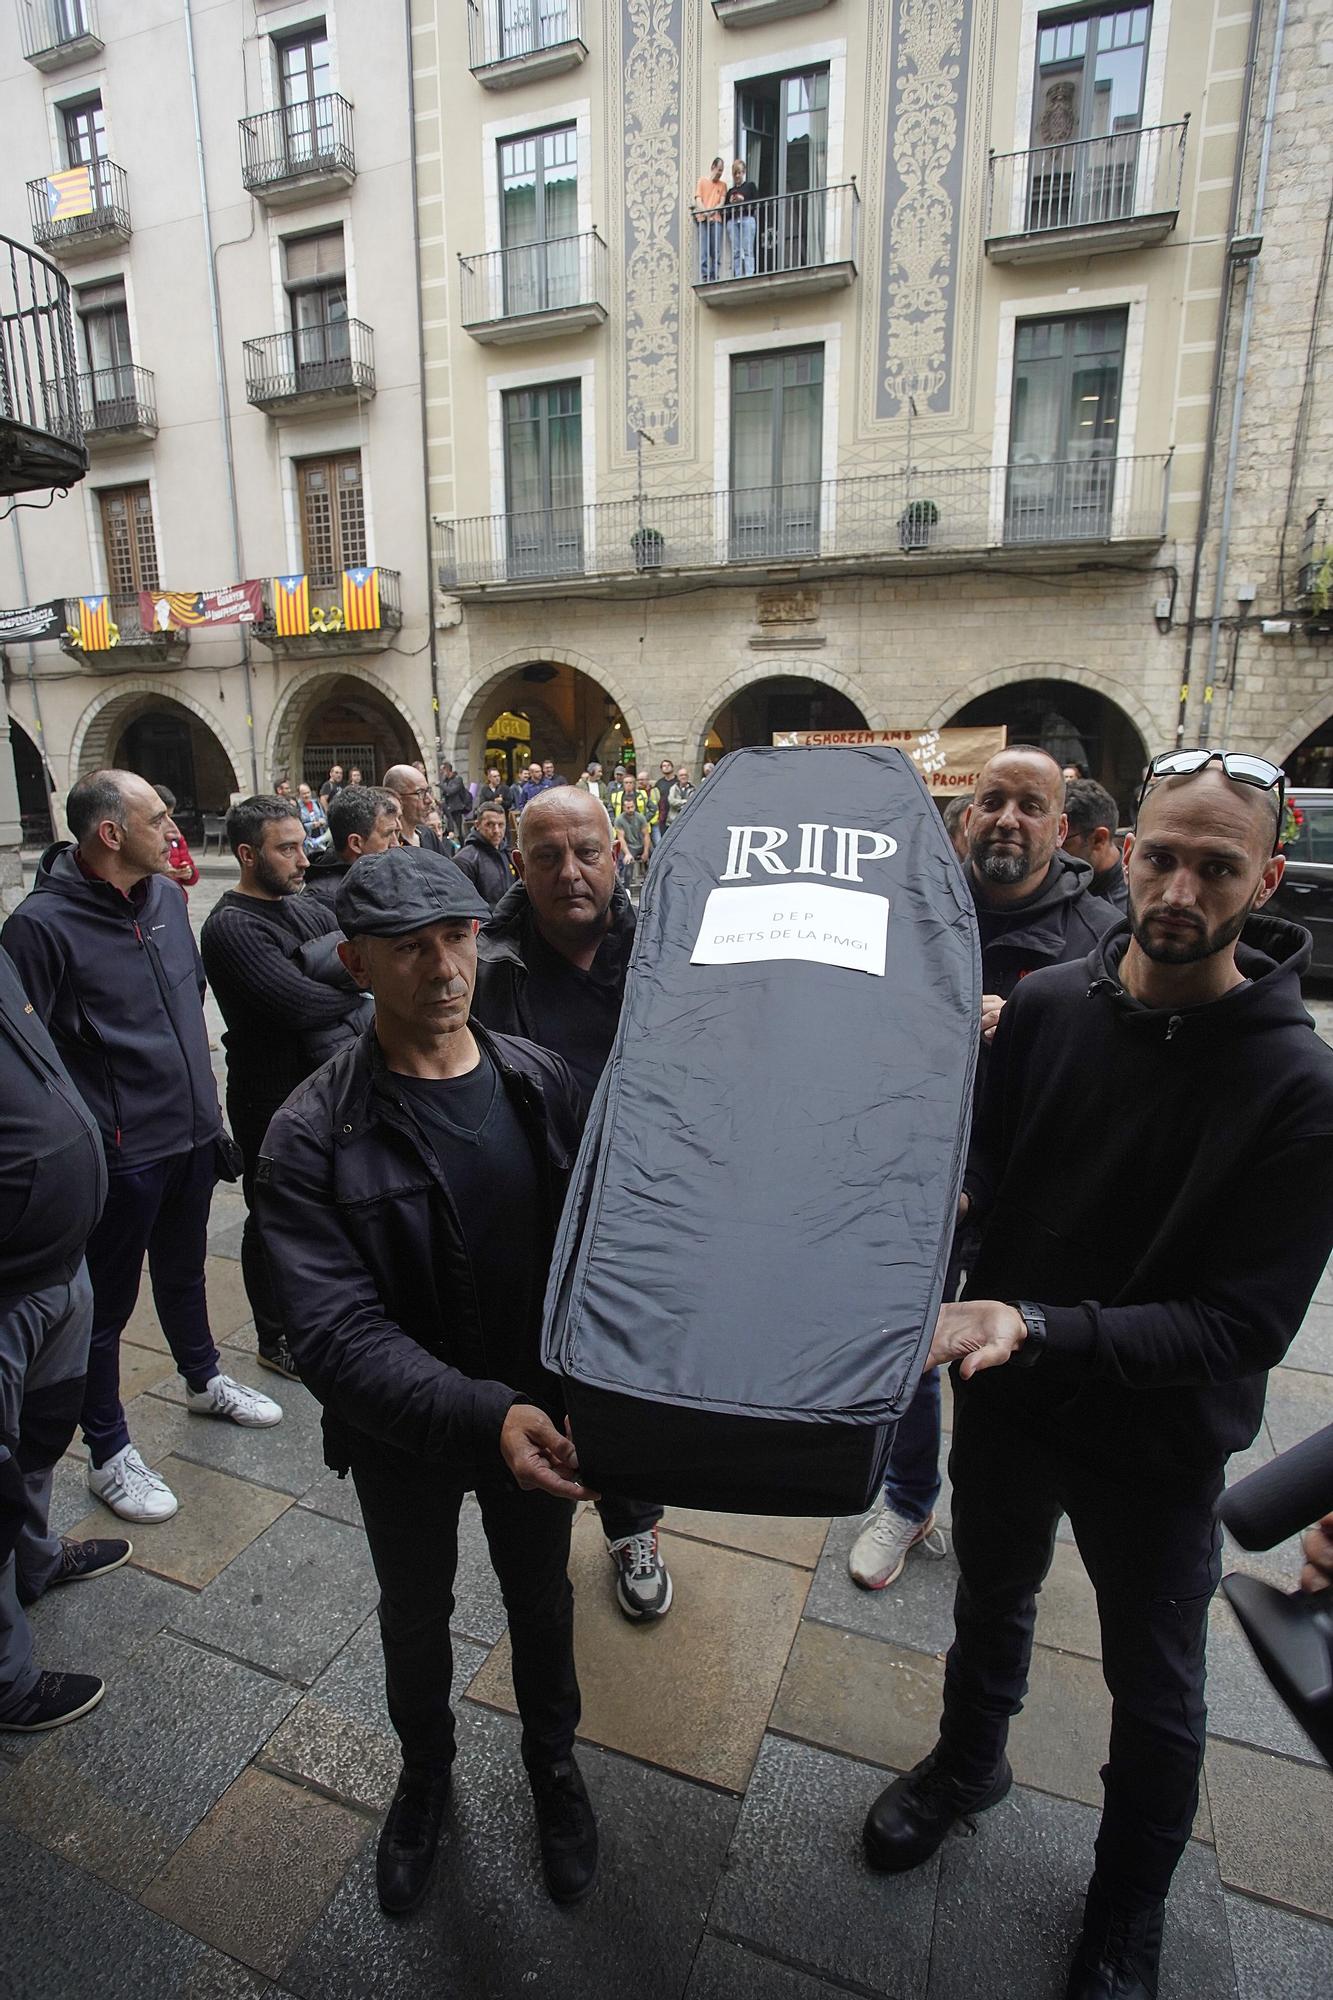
xmin=972 ymin=849 xmax=1118 ymax=998
xmin=450 ymin=829 xmax=514 ymax=911
xmin=962 ymin=913 xmax=1333 ymax=1475
xmin=473 ymin=879 xmax=635 ymax=1098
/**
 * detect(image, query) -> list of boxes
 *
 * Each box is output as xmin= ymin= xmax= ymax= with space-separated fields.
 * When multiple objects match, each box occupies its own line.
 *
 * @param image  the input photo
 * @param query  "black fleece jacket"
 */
xmin=962 ymin=913 xmax=1333 ymax=1474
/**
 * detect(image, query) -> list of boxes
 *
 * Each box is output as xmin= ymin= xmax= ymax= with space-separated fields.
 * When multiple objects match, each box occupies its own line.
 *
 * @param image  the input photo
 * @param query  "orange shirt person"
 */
xmin=693 ymin=157 xmax=726 ymax=280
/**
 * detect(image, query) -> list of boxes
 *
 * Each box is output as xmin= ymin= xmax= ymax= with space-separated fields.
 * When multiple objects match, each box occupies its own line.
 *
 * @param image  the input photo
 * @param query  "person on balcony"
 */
xmin=724 ymin=159 xmax=759 ymax=278
xmin=692 ymin=158 xmax=726 ymax=282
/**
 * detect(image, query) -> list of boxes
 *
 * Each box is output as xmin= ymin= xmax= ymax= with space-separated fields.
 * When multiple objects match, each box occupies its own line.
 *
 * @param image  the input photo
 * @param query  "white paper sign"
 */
xmin=690 ymin=883 xmax=889 ymax=977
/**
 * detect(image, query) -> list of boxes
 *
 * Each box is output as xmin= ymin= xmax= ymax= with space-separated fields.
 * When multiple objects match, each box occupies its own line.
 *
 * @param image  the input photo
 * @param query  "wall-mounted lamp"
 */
xmin=1228 ymin=233 xmax=1263 ymax=263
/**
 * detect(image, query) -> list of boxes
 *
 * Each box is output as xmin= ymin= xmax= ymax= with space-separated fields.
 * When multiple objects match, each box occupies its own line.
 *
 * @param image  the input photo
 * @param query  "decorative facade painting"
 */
xmin=620 ymin=0 xmax=683 ymax=449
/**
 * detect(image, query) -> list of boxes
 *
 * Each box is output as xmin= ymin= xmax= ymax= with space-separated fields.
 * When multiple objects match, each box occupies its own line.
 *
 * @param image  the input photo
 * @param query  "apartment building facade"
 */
xmin=411 ymin=0 xmax=1331 ymax=816
xmin=0 ymin=0 xmax=432 ymax=839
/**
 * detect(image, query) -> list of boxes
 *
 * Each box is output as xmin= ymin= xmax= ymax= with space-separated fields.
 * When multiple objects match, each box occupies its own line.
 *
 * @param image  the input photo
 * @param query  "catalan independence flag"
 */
xmin=342 ymin=566 xmax=381 ymax=631
xmin=273 ymin=574 xmax=310 ymax=636
xmin=43 ymin=165 xmax=95 ymax=223
xmin=77 ymin=595 xmax=112 ymax=650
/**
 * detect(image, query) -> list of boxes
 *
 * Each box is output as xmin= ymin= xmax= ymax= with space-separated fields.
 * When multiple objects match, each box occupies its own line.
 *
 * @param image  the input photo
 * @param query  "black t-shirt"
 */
xmin=522 ymin=921 xmax=630 ymax=1100
xmin=395 ymin=1054 xmax=544 ymax=1398
xmin=725 ymin=180 xmax=759 ymax=215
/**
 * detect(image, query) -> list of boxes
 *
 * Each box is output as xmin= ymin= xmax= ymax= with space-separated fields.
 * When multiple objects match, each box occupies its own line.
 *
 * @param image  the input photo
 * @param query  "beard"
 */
xmin=973 ymin=840 xmax=1035 ymax=886
xmin=255 ymin=851 xmax=301 ymax=897
xmin=1128 ymin=891 xmax=1254 ymax=965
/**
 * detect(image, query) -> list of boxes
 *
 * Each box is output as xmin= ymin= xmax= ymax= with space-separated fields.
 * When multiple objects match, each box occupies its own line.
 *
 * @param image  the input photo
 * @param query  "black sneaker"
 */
xmin=257 ymin=1336 xmax=302 ymax=1382
xmin=607 ymin=1529 xmax=673 ymax=1621
xmin=376 ymin=1765 xmax=452 ymax=1915
xmin=529 ymin=1756 xmax=598 ymax=1904
xmin=863 ymin=1744 xmax=1012 ymax=1872
xmin=51 ymin=1537 xmax=133 ymax=1586
xmin=0 ymin=1670 xmax=105 ymax=1732
xmin=1065 ymin=1876 xmax=1164 ymax=1999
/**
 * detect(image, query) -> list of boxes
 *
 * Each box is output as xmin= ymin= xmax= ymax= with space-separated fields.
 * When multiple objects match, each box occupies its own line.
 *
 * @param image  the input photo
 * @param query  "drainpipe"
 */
xmin=406 ymin=0 xmax=444 ymax=776
xmin=182 ymin=0 xmax=259 ymax=791
xmin=1200 ymin=0 xmax=1289 ymax=748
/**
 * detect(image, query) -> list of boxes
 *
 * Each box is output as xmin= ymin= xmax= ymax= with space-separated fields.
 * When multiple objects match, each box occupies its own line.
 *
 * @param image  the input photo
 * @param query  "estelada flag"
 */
xmin=44 ymin=165 xmax=95 ymax=222
xmin=342 ymin=567 xmax=381 ymax=631
xmin=273 ymin=574 xmax=310 ymax=636
xmin=77 ymin=596 xmax=113 ymax=649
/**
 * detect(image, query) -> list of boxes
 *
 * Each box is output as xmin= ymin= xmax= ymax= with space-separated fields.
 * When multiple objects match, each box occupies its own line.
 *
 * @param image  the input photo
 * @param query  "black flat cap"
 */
xmin=335 ymin=847 xmax=489 ymax=937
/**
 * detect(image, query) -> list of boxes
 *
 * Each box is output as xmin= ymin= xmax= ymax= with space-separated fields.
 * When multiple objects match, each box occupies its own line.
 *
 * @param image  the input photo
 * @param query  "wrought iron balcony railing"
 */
xmin=240 ymin=94 xmax=356 ymax=195
xmin=467 ymin=0 xmax=586 ymax=76
xmin=76 ymin=364 xmax=156 ymax=439
xmin=459 ymin=231 xmax=608 ymax=332
xmin=244 ymin=319 xmax=375 ymax=407
xmin=435 ymin=455 xmax=1172 ymax=590
xmin=254 ymin=568 xmax=403 ymax=644
xmin=692 ymin=182 xmax=859 ymax=291
xmin=27 ymin=158 xmax=130 ymax=254
xmin=0 ymin=233 xmax=85 ymax=497
xmin=987 ymin=120 xmax=1188 ymax=253
xmin=19 ymin=0 xmax=102 ymax=68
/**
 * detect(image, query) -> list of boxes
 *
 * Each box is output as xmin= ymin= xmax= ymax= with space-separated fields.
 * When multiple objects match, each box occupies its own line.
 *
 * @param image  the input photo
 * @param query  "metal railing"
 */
xmin=240 ymin=93 xmax=355 ymax=192
xmin=76 ymin=364 xmax=155 ymax=435
xmin=18 ymin=0 xmax=100 ymax=61
xmin=459 ymin=230 xmax=607 ymax=327
xmin=243 ymin=319 xmax=375 ymax=403
xmin=988 ymin=120 xmax=1188 ymax=241
xmin=257 ymin=567 xmax=403 ymax=630
xmin=62 ymin=595 xmax=174 ymax=648
xmin=692 ymin=182 xmax=859 ymax=284
xmin=468 ymin=0 xmax=584 ymax=69
xmin=27 ymin=157 xmax=130 ymax=250
xmin=0 ymin=234 xmax=84 ymax=484
xmin=436 ymin=455 xmax=1172 ymax=588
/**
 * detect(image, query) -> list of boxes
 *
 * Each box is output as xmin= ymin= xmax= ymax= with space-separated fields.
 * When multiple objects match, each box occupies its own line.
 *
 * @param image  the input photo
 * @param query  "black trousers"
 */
xmin=350 ymin=1442 xmax=580 ymax=1775
xmin=941 ymin=1379 xmax=1222 ymax=1913
xmin=228 ymin=1093 xmax=285 ymax=1356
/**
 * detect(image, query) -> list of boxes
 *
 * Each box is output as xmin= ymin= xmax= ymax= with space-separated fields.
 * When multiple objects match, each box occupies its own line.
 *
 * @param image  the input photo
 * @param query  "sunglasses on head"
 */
xmin=1135 ymin=749 xmax=1286 ymax=851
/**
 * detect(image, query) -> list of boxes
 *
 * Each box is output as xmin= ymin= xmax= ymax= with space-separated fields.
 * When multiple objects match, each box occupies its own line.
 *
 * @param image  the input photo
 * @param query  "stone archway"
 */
xmin=1267 ymin=697 xmax=1333 ymax=777
xmin=924 ymin=661 xmax=1163 ymax=760
xmin=934 ymin=666 xmax=1152 ymax=820
xmin=71 ymin=679 xmax=245 ymax=797
xmin=689 ymin=660 xmax=887 ymax=770
xmin=266 ymin=665 xmax=429 ymax=791
xmin=448 ymin=647 xmax=652 ymax=782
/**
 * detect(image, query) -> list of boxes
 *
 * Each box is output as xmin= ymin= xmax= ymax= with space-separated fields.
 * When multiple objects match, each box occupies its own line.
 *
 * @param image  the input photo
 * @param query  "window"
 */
xmin=1029 ymin=7 xmax=1151 ymax=227
xmin=275 ymin=23 xmax=333 ymax=164
xmin=285 ymin=228 xmax=349 ymax=378
xmin=77 ymin=279 xmax=133 ymax=414
xmin=498 ymin=0 xmax=575 ymax=62
xmin=298 ymin=453 xmax=366 ymax=582
xmin=60 ymin=92 xmax=113 ymax=207
xmin=499 ymin=125 xmax=578 ymax=315
xmin=98 ymin=484 xmax=158 ymax=626
xmin=729 ymin=346 xmax=824 ymax=559
xmin=1007 ymin=310 xmax=1126 ymax=540
xmin=503 ymin=381 xmax=582 ymax=577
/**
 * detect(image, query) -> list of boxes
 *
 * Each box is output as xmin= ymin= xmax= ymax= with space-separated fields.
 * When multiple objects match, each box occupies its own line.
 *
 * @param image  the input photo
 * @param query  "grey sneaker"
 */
xmin=607 ymin=1529 xmax=673 ymax=1621
xmin=848 ymin=1500 xmax=944 ymax=1590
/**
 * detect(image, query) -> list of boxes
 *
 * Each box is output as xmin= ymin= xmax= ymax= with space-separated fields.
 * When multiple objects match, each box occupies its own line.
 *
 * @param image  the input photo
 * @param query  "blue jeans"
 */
xmin=728 ymin=213 xmax=757 ymax=277
xmin=696 ymin=214 xmax=722 ymax=281
xmin=880 ymin=1367 xmax=942 ymax=1524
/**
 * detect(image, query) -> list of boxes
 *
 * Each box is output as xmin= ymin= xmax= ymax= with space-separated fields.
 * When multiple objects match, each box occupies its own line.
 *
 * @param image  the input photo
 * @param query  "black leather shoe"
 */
xmin=376 ymin=1765 xmax=451 ymax=1915
xmin=863 ymin=1744 xmax=1012 ymax=1872
xmin=1065 ymin=1877 xmax=1163 ymax=1999
xmin=529 ymin=1755 xmax=598 ymax=1904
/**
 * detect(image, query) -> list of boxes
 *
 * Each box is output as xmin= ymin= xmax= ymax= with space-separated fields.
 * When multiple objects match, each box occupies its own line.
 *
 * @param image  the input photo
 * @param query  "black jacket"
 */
xmin=451 ymin=832 xmax=514 ymax=911
xmin=962 ymin=913 xmax=1333 ymax=1475
xmin=254 ymin=1024 xmax=583 ymax=1480
xmin=973 ymin=851 xmax=1119 ymax=998
xmin=473 ymin=879 xmax=636 ymax=1039
xmin=0 ymin=944 xmax=106 ymax=1307
xmin=439 ymin=774 xmax=472 ymax=818
xmin=1 ymin=845 xmax=221 ymax=1168
xmin=303 ymin=850 xmax=351 ymax=912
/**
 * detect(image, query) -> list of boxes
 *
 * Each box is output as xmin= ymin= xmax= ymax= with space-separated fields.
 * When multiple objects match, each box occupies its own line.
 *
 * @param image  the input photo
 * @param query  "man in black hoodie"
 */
xmin=451 ymin=802 xmax=514 ymax=911
xmin=862 ymin=753 xmax=1333 ymax=2000
xmin=304 ymin=786 xmax=402 ymax=913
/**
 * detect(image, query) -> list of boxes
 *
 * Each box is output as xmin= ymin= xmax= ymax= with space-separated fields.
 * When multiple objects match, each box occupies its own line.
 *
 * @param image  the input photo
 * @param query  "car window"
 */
xmin=1306 ymin=803 xmax=1333 ymax=864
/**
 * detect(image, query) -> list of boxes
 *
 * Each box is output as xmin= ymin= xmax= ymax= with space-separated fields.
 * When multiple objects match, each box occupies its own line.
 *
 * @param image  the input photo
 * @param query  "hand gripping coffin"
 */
xmin=542 ymin=746 xmax=981 ymax=1514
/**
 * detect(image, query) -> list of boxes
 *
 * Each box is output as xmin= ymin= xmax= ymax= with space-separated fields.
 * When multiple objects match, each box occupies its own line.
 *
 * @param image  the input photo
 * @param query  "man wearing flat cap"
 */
xmin=254 ymin=847 xmax=598 ymax=1917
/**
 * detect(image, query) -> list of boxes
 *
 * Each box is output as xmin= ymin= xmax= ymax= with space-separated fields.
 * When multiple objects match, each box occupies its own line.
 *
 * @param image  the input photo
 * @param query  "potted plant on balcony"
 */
xmin=631 ymin=525 xmax=665 ymax=571
xmin=898 ymin=499 xmax=939 ymax=552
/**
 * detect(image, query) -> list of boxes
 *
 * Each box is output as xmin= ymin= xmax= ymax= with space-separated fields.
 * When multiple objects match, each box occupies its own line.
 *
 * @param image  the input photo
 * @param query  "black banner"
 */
xmin=0 ymin=599 xmax=65 ymax=642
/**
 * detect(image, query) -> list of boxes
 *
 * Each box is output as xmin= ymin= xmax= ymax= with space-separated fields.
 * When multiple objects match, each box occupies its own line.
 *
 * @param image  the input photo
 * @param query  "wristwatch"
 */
xmin=1009 ymin=1300 xmax=1047 ymax=1369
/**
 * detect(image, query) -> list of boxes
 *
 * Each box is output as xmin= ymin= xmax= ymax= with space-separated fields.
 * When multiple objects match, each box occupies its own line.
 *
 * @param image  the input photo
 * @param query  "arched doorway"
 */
xmin=706 ymin=675 xmax=870 ymax=759
xmin=270 ymin=671 xmax=425 ymax=792
xmin=72 ymin=689 xmax=241 ymax=835
xmin=460 ymin=660 xmax=638 ymax=781
xmin=1285 ymin=716 xmax=1333 ymax=786
xmin=946 ymin=678 xmax=1148 ymax=825
xmin=8 ymin=715 xmax=53 ymax=845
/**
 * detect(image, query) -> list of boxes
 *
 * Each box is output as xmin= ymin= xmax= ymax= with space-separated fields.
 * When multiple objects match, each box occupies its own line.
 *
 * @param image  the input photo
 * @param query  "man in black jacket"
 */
xmin=863 ymin=752 xmax=1333 ymax=2000
xmin=437 ymin=762 xmax=472 ymax=842
xmin=255 ymin=848 xmax=598 ymax=1916
xmin=2 ymin=772 xmax=281 ymax=1527
xmin=451 ymin=802 xmax=513 ymax=911
xmin=304 ymin=786 xmax=402 ymax=912
xmin=1063 ymin=776 xmax=1129 ymax=911
xmin=473 ymin=787 xmax=673 ymax=1622
xmin=201 ymin=797 xmax=371 ymax=1379
xmin=384 ymin=764 xmax=447 ymax=853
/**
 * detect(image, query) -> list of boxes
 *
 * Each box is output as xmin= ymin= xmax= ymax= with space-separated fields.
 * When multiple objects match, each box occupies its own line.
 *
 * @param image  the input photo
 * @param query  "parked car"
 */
xmin=1271 ymin=787 xmax=1333 ymax=977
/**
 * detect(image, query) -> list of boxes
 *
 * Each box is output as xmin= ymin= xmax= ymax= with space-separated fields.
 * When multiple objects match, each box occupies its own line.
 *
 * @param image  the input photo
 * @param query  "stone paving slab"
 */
xmin=663 ymin=1506 xmax=830 ymax=1568
xmin=685 ymin=1936 xmax=853 ymax=1998
xmin=1286 ymin=1300 xmax=1333 ymax=1376
xmin=1261 ymin=1365 xmax=1333 ymax=1457
xmin=468 ymin=1513 xmax=809 ymax=1791
xmin=0 ymin=1631 xmax=298 ymax=1895
xmin=148 ymin=1355 xmax=329 ymax=1498
xmin=1206 ymin=1740 xmax=1333 ymax=1920
xmin=297 ymin=1468 xmax=364 ymax=1528
xmin=1206 ymin=1597 xmax=1325 ymax=1764
xmin=1224 ymin=1888 xmax=1333 ymax=1998
xmin=280 ymin=1702 xmax=738 ymax=2000
xmin=140 ymin=1767 xmax=372 ymax=1980
xmin=66 ymin=1456 xmax=293 ymax=1591
xmin=169 ymin=1507 xmax=380 ymax=1688
xmin=805 ymin=1514 xmax=960 ymax=1657
xmin=117 ymin=1343 xmax=180 ymax=1403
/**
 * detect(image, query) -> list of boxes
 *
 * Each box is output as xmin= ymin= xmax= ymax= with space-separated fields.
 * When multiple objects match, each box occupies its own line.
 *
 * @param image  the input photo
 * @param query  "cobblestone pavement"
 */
xmin=4 ymin=861 xmax=1331 ymax=1998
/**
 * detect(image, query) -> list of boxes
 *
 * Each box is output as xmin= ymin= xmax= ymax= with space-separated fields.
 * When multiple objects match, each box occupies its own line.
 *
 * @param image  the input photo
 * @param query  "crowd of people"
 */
xmin=1 ymin=740 xmax=1332 ymax=1999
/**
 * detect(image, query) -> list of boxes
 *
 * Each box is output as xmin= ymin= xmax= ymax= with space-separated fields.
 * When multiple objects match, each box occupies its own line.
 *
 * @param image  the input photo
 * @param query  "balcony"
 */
xmin=0 ymin=234 xmax=86 ymax=497
xmin=436 ymin=454 xmax=1172 ymax=598
xmin=19 ymin=0 xmax=102 ymax=69
xmin=1297 ymin=502 xmax=1332 ymax=626
xmin=252 ymin=567 xmax=403 ymax=656
xmin=244 ymin=320 xmax=375 ymax=414
xmin=693 ymin=184 xmax=859 ymax=306
xmin=77 ymin=365 xmax=157 ymax=445
xmin=27 ymin=159 xmax=130 ymax=260
xmin=460 ymin=232 xmax=608 ymax=345
xmin=239 ymin=95 xmax=355 ymax=206
xmin=467 ymin=0 xmax=586 ymax=88
xmin=713 ymin=0 xmax=836 ymax=22
xmin=986 ymin=120 xmax=1188 ymax=264
xmin=61 ymin=595 xmax=187 ymax=668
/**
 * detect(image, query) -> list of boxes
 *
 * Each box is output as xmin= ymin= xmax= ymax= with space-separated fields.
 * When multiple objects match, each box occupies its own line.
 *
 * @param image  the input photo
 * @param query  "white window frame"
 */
xmin=43 ymin=73 xmax=112 ymax=172
xmin=267 ymin=200 xmax=356 ymax=331
xmin=258 ymin=6 xmax=340 ymax=114
xmin=1012 ymin=0 xmax=1173 ymax=154
xmin=481 ymin=98 xmax=593 ymax=256
xmin=717 ymin=37 xmax=847 ymax=189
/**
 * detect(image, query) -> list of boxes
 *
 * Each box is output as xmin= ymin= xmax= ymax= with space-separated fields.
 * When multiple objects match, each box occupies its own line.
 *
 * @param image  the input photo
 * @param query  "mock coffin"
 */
xmin=542 ymin=745 xmax=981 ymax=1515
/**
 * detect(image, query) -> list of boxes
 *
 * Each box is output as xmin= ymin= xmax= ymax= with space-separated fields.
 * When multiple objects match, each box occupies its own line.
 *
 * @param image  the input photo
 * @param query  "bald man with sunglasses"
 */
xmin=870 ymin=750 xmax=1333 ymax=2000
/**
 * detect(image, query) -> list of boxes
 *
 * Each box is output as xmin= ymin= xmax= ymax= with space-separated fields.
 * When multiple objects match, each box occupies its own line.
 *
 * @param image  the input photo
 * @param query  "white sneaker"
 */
xmin=848 ymin=1500 xmax=943 ymax=1591
xmin=185 ymin=1373 xmax=283 ymax=1427
xmin=88 ymin=1444 xmax=179 ymax=1524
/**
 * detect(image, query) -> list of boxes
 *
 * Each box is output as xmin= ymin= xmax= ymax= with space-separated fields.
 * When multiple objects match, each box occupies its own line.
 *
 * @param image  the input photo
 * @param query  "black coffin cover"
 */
xmin=542 ymin=746 xmax=980 ymax=1515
